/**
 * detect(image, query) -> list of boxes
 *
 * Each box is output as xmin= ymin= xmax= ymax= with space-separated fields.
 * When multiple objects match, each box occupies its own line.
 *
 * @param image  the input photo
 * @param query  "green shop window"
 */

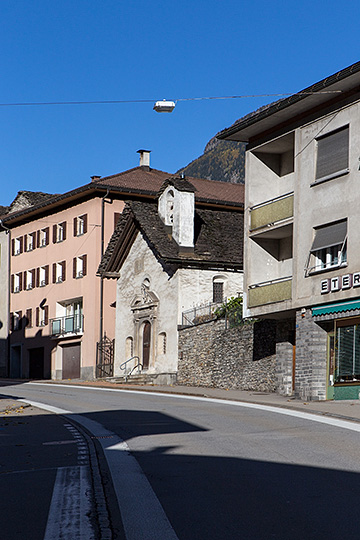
xmin=334 ymin=318 xmax=360 ymax=383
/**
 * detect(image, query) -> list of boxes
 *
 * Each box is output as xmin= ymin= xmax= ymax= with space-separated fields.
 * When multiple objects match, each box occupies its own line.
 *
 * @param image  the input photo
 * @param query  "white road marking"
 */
xmin=25 ymin=383 xmax=360 ymax=433
xmin=21 ymin=398 xmax=179 ymax=540
xmin=43 ymin=466 xmax=94 ymax=540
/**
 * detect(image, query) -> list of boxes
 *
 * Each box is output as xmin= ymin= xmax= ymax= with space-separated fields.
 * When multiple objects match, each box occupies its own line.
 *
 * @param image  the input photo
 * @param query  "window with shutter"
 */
xmin=306 ymin=220 xmax=347 ymax=275
xmin=315 ymin=126 xmax=349 ymax=184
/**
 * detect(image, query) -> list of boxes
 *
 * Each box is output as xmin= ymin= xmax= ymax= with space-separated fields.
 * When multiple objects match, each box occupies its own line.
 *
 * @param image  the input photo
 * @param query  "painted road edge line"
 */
xmin=26 ymin=383 xmax=360 ymax=434
xmin=20 ymin=398 xmax=180 ymax=540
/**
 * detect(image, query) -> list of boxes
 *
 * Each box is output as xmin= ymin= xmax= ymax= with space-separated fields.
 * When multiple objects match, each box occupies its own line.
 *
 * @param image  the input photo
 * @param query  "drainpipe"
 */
xmin=99 ymin=190 xmax=112 ymax=345
xmin=0 ymin=219 xmax=11 ymax=377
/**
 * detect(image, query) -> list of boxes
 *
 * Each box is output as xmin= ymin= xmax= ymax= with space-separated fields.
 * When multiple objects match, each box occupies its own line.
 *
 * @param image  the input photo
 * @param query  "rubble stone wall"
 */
xmin=177 ymin=319 xmax=276 ymax=392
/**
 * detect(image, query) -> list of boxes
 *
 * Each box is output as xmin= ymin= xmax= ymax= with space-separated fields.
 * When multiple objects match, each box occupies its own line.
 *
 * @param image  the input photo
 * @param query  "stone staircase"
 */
xmin=106 ymin=372 xmax=176 ymax=386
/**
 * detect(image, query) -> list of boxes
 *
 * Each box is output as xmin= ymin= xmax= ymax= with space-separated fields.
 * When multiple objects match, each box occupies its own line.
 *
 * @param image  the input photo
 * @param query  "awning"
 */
xmin=312 ymin=298 xmax=360 ymax=317
xmin=310 ymin=220 xmax=347 ymax=252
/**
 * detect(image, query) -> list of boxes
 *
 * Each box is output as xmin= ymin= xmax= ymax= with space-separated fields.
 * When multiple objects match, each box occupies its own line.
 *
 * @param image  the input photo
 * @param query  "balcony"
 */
xmin=50 ymin=314 xmax=84 ymax=337
xmin=248 ymin=277 xmax=292 ymax=308
xmin=250 ymin=192 xmax=294 ymax=233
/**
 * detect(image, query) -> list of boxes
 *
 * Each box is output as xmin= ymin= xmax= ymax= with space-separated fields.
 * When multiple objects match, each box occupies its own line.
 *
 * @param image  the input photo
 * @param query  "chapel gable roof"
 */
xmin=98 ymin=200 xmax=243 ymax=276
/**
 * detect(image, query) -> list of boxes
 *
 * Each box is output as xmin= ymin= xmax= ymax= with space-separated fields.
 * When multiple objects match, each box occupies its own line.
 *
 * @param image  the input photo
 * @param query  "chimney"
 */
xmin=91 ymin=175 xmax=101 ymax=182
xmin=137 ymin=149 xmax=151 ymax=170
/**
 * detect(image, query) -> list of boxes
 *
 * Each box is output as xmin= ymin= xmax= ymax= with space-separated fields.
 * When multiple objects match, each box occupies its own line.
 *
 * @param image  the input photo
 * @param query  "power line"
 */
xmin=0 ymin=91 xmax=342 ymax=108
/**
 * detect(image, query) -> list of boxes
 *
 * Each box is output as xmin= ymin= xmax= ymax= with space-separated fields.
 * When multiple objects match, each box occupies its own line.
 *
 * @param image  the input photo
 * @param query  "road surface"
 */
xmin=1 ymin=381 xmax=360 ymax=540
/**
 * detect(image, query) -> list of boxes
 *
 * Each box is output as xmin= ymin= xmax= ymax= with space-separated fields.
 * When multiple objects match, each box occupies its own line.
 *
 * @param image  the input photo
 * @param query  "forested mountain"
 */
xmin=177 ymin=135 xmax=246 ymax=184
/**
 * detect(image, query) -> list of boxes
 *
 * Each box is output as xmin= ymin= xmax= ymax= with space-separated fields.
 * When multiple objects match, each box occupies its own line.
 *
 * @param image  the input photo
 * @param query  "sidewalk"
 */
xmin=29 ymin=378 xmax=360 ymax=424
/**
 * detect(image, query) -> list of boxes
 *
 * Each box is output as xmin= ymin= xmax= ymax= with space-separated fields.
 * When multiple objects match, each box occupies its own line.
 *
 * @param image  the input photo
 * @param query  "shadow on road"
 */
xmin=1 ymin=388 xmax=360 ymax=540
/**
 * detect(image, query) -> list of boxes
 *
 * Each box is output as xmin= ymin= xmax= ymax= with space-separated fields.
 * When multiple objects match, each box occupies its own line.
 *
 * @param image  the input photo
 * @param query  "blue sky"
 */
xmin=1 ymin=0 xmax=359 ymax=205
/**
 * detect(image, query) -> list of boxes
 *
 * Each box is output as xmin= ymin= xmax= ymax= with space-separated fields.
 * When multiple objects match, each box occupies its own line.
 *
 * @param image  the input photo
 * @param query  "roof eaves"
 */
xmin=217 ymin=61 xmax=360 ymax=141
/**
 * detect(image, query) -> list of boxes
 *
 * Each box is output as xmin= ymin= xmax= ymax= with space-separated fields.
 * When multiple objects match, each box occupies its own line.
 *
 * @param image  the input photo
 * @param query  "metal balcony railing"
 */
xmin=50 ymin=314 xmax=84 ymax=336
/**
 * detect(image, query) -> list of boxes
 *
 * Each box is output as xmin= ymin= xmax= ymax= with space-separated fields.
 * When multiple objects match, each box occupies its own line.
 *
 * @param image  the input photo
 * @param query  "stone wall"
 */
xmin=177 ymin=319 xmax=276 ymax=391
xmin=295 ymin=309 xmax=328 ymax=401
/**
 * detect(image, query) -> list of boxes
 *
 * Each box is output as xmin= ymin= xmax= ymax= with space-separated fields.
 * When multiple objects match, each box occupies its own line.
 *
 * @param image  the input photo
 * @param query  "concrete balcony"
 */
xmin=248 ymin=277 xmax=292 ymax=308
xmin=250 ymin=192 xmax=294 ymax=232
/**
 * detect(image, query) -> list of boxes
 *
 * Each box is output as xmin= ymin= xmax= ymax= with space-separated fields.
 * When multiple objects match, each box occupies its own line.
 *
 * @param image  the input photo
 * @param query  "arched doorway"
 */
xmin=142 ymin=321 xmax=151 ymax=369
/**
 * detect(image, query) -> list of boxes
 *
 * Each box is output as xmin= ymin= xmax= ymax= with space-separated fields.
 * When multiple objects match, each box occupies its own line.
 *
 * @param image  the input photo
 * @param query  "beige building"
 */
xmin=219 ymin=60 xmax=360 ymax=400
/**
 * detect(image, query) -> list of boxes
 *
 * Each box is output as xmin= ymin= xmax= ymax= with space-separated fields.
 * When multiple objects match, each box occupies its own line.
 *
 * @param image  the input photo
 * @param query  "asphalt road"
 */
xmin=1 ymin=381 xmax=360 ymax=540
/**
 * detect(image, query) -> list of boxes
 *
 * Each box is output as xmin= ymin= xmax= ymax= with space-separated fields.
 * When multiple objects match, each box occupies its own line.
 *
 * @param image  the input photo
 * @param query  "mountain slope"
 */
xmin=177 ymin=136 xmax=246 ymax=184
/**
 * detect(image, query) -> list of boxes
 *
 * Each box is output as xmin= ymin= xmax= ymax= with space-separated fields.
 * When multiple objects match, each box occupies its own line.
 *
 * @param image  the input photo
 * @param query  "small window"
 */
xmin=12 ymin=237 xmax=23 ymax=256
xmin=25 ymin=269 xmax=35 ymax=290
xmin=53 ymin=261 xmax=66 ymax=283
xmin=125 ymin=337 xmax=134 ymax=360
xmin=73 ymin=255 xmax=87 ymax=278
xmin=36 ymin=306 xmax=49 ymax=327
xmin=158 ymin=332 xmax=167 ymax=354
xmin=12 ymin=273 xmax=22 ymax=293
xmin=53 ymin=222 xmax=66 ymax=243
xmin=38 ymin=265 xmax=49 ymax=287
xmin=166 ymin=190 xmax=174 ymax=225
xmin=74 ymin=215 xmax=87 ymax=237
xmin=306 ymin=220 xmax=347 ymax=275
xmin=315 ymin=126 xmax=349 ymax=184
xmin=213 ymin=281 xmax=224 ymax=303
xmin=11 ymin=311 xmax=22 ymax=331
xmin=25 ymin=233 xmax=36 ymax=252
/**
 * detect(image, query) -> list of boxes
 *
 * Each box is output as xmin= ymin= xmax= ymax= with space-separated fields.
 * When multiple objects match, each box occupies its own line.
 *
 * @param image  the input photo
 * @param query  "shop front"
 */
xmin=312 ymin=298 xmax=360 ymax=400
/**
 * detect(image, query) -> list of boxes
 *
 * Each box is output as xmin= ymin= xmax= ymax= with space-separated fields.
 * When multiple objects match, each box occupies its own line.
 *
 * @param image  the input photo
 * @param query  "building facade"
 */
xmin=218 ymin=60 xmax=360 ymax=400
xmin=98 ymin=177 xmax=244 ymax=383
xmin=6 ymin=190 xmax=124 ymax=380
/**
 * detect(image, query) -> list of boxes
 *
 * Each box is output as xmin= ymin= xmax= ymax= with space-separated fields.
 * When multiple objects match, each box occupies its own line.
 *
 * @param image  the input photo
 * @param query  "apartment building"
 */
xmin=218 ymin=60 xmax=360 ymax=400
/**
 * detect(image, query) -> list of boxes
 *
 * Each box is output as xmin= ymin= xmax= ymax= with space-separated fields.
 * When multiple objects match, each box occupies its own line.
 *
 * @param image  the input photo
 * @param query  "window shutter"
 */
xmin=31 ymin=269 xmax=35 ymax=286
xmin=114 ymin=212 xmax=121 ymax=229
xmin=311 ymin=221 xmax=347 ymax=252
xmin=19 ymin=272 xmax=23 ymax=292
xmin=45 ymin=227 xmax=50 ymax=246
xmin=52 ymin=263 xmax=56 ymax=283
xmin=45 ymin=265 xmax=49 ymax=285
xmin=44 ymin=306 xmax=49 ymax=325
xmin=36 ymin=307 xmax=39 ymax=327
xmin=62 ymin=222 xmax=67 ymax=240
xmin=10 ymin=274 xmax=14 ymax=293
xmin=19 ymin=236 xmax=23 ymax=254
xmin=10 ymin=313 xmax=14 ymax=331
xmin=26 ymin=308 xmax=32 ymax=327
xmin=24 ymin=235 xmax=28 ymax=252
xmin=53 ymin=225 xmax=57 ymax=243
xmin=82 ymin=254 xmax=87 ymax=276
xmin=36 ymin=230 xmax=40 ymax=248
xmin=23 ymin=271 xmax=27 ymax=290
xmin=73 ymin=258 xmax=77 ymax=278
xmin=73 ymin=217 xmax=77 ymax=236
xmin=36 ymin=268 xmax=40 ymax=287
xmin=83 ymin=214 xmax=88 ymax=234
xmin=61 ymin=261 xmax=66 ymax=281
xmin=11 ymin=239 xmax=15 ymax=256
xmin=316 ymin=126 xmax=349 ymax=181
xmin=18 ymin=311 xmax=23 ymax=330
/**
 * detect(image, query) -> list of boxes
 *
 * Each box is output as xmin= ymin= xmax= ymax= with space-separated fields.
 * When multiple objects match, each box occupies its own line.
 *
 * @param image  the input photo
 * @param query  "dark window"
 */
xmin=213 ymin=282 xmax=224 ymax=303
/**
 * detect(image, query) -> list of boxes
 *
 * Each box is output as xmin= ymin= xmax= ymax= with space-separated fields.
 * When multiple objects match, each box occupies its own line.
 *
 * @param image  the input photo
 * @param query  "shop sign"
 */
xmin=321 ymin=272 xmax=360 ymax=294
